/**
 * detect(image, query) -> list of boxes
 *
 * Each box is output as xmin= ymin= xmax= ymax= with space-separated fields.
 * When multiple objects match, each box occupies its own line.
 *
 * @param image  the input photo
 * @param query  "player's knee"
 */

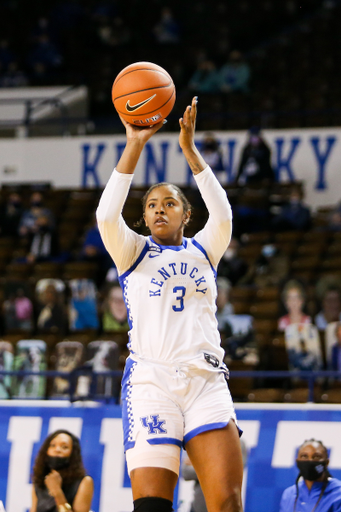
xmin=133 ymin=497 xmax=173 ymax=512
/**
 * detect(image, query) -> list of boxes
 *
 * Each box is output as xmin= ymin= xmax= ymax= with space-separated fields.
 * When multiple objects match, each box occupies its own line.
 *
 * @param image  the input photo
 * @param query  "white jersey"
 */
xmin=96 ymin=166 xmax=232 ymax=369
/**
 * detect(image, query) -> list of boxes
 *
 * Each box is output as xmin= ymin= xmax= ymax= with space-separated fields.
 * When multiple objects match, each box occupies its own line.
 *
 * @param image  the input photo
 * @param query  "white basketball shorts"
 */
xmin=121 ymin=355 xmax=239 ymax=454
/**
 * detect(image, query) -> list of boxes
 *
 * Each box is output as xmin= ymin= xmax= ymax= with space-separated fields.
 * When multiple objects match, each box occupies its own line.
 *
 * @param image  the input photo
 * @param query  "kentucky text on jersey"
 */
xmin=149 ymin=262 xmax=207 ymax=297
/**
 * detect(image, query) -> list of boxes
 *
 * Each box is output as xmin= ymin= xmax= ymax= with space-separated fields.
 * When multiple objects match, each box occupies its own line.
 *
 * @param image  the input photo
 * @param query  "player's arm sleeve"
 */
xmin=96 ymin=169 xmax=145 ymax=274
xmin=193 ymin=166 xmax=233 ymax=267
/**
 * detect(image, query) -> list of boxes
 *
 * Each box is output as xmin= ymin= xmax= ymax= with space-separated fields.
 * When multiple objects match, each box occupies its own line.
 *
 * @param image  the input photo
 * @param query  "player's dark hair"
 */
xmin=32 ymin=429 xmax=86 ymax=488
xmin=293 ymin=439 xmax=330 ymax=512
xmin=135 ymin=182 xmax=192 ymax=228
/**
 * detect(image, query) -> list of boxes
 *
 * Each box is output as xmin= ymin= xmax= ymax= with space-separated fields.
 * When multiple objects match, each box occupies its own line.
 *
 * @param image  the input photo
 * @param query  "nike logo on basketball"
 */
xmin=126 ymin=94 xmax=156 ymax=112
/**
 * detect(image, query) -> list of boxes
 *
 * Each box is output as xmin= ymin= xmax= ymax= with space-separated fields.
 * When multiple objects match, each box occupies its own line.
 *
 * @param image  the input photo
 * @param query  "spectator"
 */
xmin=222 ymin=314 xmax=258 ymax=364
xmin=279 ymin=439 xmax=341 ymax=512
xmin=0 ymin=61 xmax=29 ymax=87
xmin=80 ymin=214 xmax=112 ymax=285
xmin=272 ymin=186 xmax=311 ymax=232
xmin=315 ymin=286 xmax=341 ymax=330
xmin=325 ymin=202 xmax=341 ymax=232
xmin=101 ymin=283 xmax=129 ymax=333
xmin=26 ymin=214 xmax=59 ymax=264
xmin=242 ymin=242 xmax=290 ymax=288
xmin=217 ymin=237 xmax=249 ymax=286
xmin=199 ymin=132 xmax=225 ymax=175
xmin=329 ymin=322 xmax=341 ymax=371
xmin=188 ymin=60 xmax=220 ymax=94
xmin=218 ymin=50 xmax=250 ymax=93
xmin=153 ymin=7 xmax=180 ymax=44
xmin=235 ymin=126 xmax=275 ymax=185
xmin=284 ymin=323 xmax=323 ymax=372
xmin=27 ymin=34 xmax=62 ymax=83
xmin=3 ymin=286 xmax=33 ymax=332
xmin=68 ymin=279 xmax=99 ymax=331
xmin=19 ymin=191 xmax=54 ymax=238
xmin=0 ymin=192 xmax=23 ymax=237
xmin=215 ymin=277 xmax=234 ymax=335
xmin=31 ymin=430 xmax=93 ymax=512
xmin=36 ymin=282 xmax=67 ymax=335
xmin=278 ymin=279 xmax=311 ymax=331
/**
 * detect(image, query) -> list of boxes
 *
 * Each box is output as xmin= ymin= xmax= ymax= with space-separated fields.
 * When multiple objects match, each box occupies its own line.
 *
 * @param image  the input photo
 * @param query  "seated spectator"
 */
xmin=218 ymin=50 xmax=250 ymax=93
xmin=222 ymin=313 xmax=258 ymax=364
xmin=36 ymin=281 xmax=67 ymax=335
xmin=3 ymin=285 xmax=34 ymax=332
xmin=18 ymin=191 xmax=54 ymax=237
xmin=101 ymin=283 xmax=129 ymax=333
xmin=315 ymin=286 xmax=341 ymax=330
xmin=235 ymin=126 xmax=275 ymax=186
xmin=285 ymin=323 xmax=323 ymax=371
xmin=271 ymin=186 xmax=311 ymax=232
xmin=188 ymin=60 xmax=220 ymax=94
xmin=27 ymin=34 xmax=62 ymax=83
xmin=0 ymin=61 xmax=29 ymax=87
xmin=216 ymin=277 xmax=234 ymax=335
xmin=80 ymin=214 xmax=113 ymax=285
xmin=217 ymin=237 xmax=249 ymax=286
xmin=153 ymin=7 xmax=180 ymax=44
xmin=0 ymin=192 xmax=23 ymax=237
xmin=68 ymin=278 xmax=99 ymax=331
xmin=26 ymin=214 xmax=59 ymax=264
xmin=329 ymin=321 xmax=341 ymax=371
xmin=242 ymin=242 xmax=290 ymax=288
xmin=278 ymin=279 xmax=311 ymax=331
xmin=200 ymin=132 xmax=225 ymax=174
xmin=326 ymin=201 xmax=341 ymax=231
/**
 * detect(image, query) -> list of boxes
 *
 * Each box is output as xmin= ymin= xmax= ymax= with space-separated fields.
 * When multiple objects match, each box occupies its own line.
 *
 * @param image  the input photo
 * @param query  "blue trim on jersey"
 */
xmin=183 ymin=421 xmax=228 ymax=445
xmin=147 ymin=437 xmax=182 ymax=448
xmin=119 ymin=241 xmax=150 ymax=282
xmin=191 ymin=238 xmax=217 ymax=277
xmin=121 ymin=357 xmax=138 ymax=452
xmin=149 ymin=236 xmax=187 ymax=251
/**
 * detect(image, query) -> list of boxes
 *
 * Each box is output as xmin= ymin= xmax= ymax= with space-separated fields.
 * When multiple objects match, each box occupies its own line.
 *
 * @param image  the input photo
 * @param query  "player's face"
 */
xmin=144 ymin=185 xmax=189 ymax=245
xmin=47 ymin=433 xmax=73 ymax=458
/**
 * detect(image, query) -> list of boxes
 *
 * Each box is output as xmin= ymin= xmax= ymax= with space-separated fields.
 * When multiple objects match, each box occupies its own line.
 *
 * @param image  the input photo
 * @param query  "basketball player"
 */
xmin=96 ymin=97 xmax=244 ymax=512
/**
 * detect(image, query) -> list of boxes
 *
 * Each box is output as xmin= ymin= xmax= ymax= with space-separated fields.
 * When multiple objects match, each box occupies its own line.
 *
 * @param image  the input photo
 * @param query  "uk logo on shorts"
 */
xmin=140 ymin=415 xmax=167 ymax=434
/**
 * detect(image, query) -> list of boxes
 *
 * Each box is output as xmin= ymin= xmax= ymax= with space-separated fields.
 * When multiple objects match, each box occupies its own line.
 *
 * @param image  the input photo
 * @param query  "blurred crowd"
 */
xmin=0 ymin=0 xmax=341 ymax=131
xmin=1 ymin=153 xmax=341 ymax=402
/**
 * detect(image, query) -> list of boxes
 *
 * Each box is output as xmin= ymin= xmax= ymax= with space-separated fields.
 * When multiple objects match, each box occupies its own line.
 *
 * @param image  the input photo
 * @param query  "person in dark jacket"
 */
xmin=235 ymin=126 xmax=274 ymax=185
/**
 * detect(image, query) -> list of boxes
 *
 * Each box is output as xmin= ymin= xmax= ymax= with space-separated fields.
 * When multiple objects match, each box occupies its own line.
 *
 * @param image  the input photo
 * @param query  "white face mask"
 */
xmin=223 ymin=248 xmax=236 ymax=260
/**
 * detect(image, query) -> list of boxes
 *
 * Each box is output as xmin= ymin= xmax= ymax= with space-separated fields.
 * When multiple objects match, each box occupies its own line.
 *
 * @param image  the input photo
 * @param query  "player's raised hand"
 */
xmin=179 ymin=96 xmax=198 ymax=151
xmin=119 ymin=115 xmax=165 ymax=145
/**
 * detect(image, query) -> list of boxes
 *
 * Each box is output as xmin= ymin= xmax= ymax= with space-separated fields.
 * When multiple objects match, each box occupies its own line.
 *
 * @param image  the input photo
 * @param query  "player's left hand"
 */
xmin=179 ymin=96 xmax=198 ymax=151
xmin=45 ymin=470 xmax=62 ymax=497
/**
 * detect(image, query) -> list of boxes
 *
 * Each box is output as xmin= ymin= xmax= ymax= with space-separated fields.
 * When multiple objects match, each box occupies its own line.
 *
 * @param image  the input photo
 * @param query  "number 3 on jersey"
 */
xmin=172 ymin=286 xmax=186 ymax=312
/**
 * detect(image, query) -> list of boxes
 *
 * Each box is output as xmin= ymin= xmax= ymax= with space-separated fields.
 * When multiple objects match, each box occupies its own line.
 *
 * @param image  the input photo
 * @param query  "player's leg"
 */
xmin=185 ymin=421 xmax=243 ymax=512
xmin=130 ymin=466 xmax=178 ymax=500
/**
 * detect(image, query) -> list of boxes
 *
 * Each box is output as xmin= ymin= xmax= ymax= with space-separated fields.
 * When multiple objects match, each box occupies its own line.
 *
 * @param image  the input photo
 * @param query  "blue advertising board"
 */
xmin=0 ymin=401 xmax=340 ymax=512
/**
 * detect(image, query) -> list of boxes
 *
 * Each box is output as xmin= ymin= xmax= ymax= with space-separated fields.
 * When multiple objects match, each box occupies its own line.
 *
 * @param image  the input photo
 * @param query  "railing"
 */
xmin=1 ymin=370 xmax=340 ymax=403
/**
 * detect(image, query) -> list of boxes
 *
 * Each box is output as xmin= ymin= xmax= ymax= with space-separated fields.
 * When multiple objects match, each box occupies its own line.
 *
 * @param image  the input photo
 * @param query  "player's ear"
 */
xmin=183 ymin=210 xmax=191 ymax=225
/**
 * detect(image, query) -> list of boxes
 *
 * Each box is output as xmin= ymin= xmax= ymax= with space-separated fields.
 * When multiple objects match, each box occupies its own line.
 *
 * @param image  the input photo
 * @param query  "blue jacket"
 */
xmin=280 ymin=478 xmax=341 ymax=512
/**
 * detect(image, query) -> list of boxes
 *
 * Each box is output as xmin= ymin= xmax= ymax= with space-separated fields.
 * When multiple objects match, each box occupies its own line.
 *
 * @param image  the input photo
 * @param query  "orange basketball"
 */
xmin=112 ymin=62 xmax=176 ymax=125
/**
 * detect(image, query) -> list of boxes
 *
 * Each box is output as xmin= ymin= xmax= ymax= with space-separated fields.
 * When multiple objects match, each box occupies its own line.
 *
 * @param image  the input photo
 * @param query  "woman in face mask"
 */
xmin=279 ymin=438 xmax=341 ymax=512
xmin=30 ymin=430 xmax=94 ymax=512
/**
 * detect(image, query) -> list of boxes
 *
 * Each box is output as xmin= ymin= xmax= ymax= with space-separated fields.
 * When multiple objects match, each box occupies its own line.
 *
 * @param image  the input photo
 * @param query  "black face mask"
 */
xmin=46 ymin=455 xmax=70 ymax=471
xmin=296 ymin=460 xmax=327 ymax=481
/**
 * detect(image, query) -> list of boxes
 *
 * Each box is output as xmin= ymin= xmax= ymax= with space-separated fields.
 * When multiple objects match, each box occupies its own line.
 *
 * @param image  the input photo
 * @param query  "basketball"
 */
xmin=111 ymin=62 xmax=176 ymax=126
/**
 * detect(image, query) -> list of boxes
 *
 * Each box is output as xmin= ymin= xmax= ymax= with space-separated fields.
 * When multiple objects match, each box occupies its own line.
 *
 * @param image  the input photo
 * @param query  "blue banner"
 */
xmin=0 ymin=402 xmax=340 ymax=512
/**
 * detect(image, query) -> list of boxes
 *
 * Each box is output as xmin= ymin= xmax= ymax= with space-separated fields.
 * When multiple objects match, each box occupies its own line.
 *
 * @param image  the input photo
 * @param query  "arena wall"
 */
xmin=0 ymin=401 xmax=340 ymax=512
xmin=0 ymin=127 xmax=340 ymax=209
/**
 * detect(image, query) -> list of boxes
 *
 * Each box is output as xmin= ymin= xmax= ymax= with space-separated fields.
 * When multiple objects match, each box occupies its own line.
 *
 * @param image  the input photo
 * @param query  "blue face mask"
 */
xmin=262 ymin=245 xmax=276 ymax=258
